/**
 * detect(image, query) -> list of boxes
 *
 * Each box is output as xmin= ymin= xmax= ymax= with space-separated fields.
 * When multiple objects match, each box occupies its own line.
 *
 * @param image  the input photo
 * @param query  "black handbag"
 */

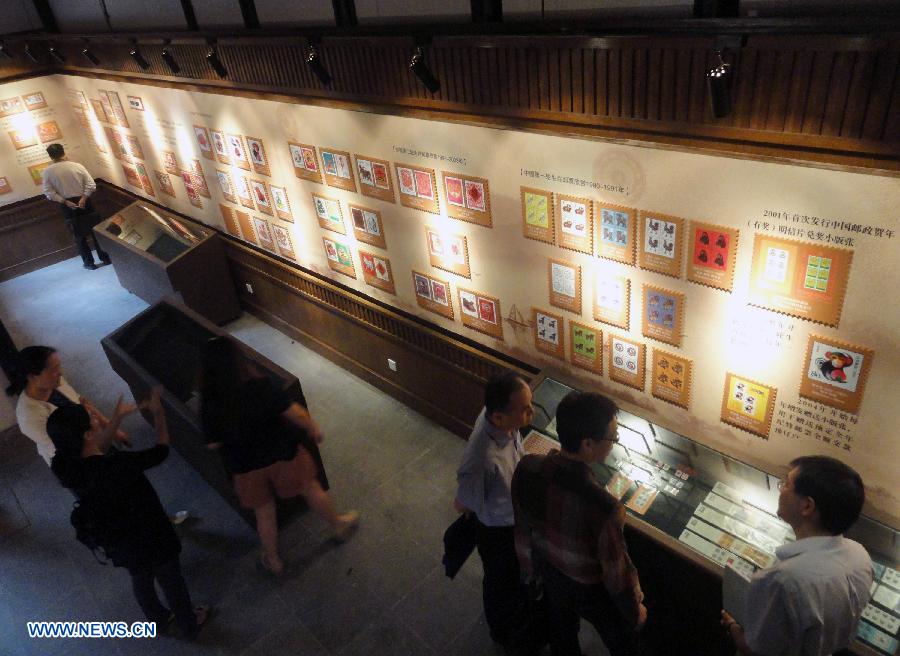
xmin=442 ymin=511 xmax=479 ymax=579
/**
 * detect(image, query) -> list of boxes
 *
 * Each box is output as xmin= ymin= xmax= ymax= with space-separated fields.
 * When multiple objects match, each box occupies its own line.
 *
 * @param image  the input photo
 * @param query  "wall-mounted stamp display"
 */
xmin=555 ymin=194 xmax=593 ymax=255
xmin=288 ymin=142 xmax=322 ymax=184
xmin=98 ymin=92 xmax=116 ymax=126
xmin=0 ymin=177 xmax=11 ymax=195
xmin=520 ymin=187 xmax=554 ymax=244
xmin=638 ymin=211 xmax=685 ymax=278
xmin=413 ymin=270 xmax=454 ymax=320
xmin=90 ymin=99 xmax=109 ymax=123
xmin=135 ymin=163 xmax=155 ymax=197
xmin=608 ymin=334 xmax=646 ymax=391
xmin=687 ymin=221 xmax=739 ymax=292
xmin=227 ymin=134 xmax=250 ymax=170
xmin=7 ymin=129 xmax=37 ymax=150
xmin=0 ymin=96 xmax=24 ymax=117
xmin=155 ymin=171 xmax=175 ymax=198
xmin=27 ymin=161 xmax=52 ymax=186
xmin=126 ymin=95 xmax=144 ymax=111
xmin=23 ymin=91 xmax=47 ymax=111
xmin=395 ymin=163 xmax=439 ymax=214
xmin=216 ymin=170 xmax=237 ymax=204
xmin=249 ymin=179 xmax=273 ymax=216
xmin=269 ymin=185 xmax=293 ymax=222
xmin=355 ymin=154 xmax=394 ymax=203
xmin=800 ymin=335 xmax=873 ymax=413
xmin=124 ymin=134 xmax=143 ymax=160
xmin=641 ymin=284 xmax=685 ymax=348
xmin=218 ymin=204 xmax=241 ymax=238
xmin=533 ymin=308 xmax=565 ymax=360
xmin=235 ymin=210 xmax=257 ymax=245
xmin=194 ymin=125 xmax=213 ymax=160
xmin=570 ymin=321 xmax=602 ymax=375
xmin=442 ymin=172 xmax=492 ymax=227
xmin=320 ymin=147 xmax=357 ymax=192
xmin=245 ymin=136 xmax=271 ymax=177
xmin=349 ymin=204 xmax=386 ymax=249
xmin=253 ymin=216 xmax=276 ymax=252
xmin=105 ymin=91 xmax=129 ymax=127
xmin=312 ymin=193 xmax=345 ymax=234
xmin=211 ymin=130 xmax=230 ymax=165
xmin=233 ymin=174 xmax=256 ymax=209
xmin=122 ymin=164 xmax=142 ymax=189
xmin=271 ymin=224 xmax=297 ymax=260
xmin=596 ymin=203 xmax=636 ymax=266
xmin=37 ymin=120 xmax=62 ymax=144
xmin=721 ymin=373 xmax=777 ymax=438
xmin=189 ymin=161 xmax=210 ymax=198
xmin=651 ymin=349 xmax=692 ymax=409
xmin=748 ymin=234 xmax=852 ymax=327
xmin=180 ymin=171 xmax=203 ymax=208
xmin=426 ymin=228 xmax=471 ymax=278
xmin=323 ymin=237 xmax=356 ymax=279
xmin=459 ymin=287 xmax=503 ymax=340
xmin=359 ymin=249 xmax=396 ymax=294
xmin=593 ymin=274 xmax=630 ymax=330
xmin=162 ymin=151 xmax=180 ymax=175
xmin=548 ymin=258 xmax=582 ymax=315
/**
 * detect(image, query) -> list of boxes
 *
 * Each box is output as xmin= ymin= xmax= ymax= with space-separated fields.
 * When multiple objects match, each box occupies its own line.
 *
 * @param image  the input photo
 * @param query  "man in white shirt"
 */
xmin=41 ymin=143 xmax=110 ymax=270
xmin=722 ymin=456 xmax=874 ymax=656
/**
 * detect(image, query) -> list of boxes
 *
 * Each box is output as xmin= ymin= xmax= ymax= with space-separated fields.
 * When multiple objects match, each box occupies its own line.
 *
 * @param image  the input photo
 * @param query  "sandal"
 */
xmin=258 ymin=552 xmax=285 ymax=576
xmin=332 ymin=511 xmax=360 ymax=542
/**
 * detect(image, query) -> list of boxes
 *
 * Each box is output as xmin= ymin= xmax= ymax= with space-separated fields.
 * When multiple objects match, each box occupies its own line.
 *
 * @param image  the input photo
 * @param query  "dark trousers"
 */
xmin=128 ymin=556 xmax=196 ymax=637
xmin=475 ymin=520 xmax=528 ymax=643
xmin=62 ymin=197 xmax=108 ymax=266
xmin=540 ymin=562 xmax=640 ymax=656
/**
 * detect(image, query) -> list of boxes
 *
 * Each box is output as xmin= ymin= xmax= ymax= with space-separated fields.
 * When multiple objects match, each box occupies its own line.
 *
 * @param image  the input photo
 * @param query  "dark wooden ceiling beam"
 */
xmin=472 ymin=0 xmax=503 ymax=23
xmin=332 ymin=0 xmax=357 ymax=28
xmin=239 ymin=0 xmax=260 ymax=30
xmin=30 ymin=0 xmax=59 ymax=33
xmin=180 ymin=0 xmax=200 ymax=30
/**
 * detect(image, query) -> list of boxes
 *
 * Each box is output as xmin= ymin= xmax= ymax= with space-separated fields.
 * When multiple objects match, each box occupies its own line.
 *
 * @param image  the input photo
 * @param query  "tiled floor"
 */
xmin=0 ymin=257 xmax=609 ymax=655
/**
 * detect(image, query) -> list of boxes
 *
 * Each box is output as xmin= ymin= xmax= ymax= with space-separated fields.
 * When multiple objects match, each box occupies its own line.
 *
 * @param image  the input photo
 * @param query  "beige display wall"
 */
xmin=1 ymin=75 xmax=897 ymax=524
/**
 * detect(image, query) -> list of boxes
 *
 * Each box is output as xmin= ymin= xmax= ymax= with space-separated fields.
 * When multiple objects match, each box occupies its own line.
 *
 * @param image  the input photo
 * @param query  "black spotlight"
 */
xmin=82 ymin=46 xmax=100 ymax=66
xmin=130 ymin=46 xmax=150 ymax=71
xmin=706 ymin=51 xmax=732 ymax=118
xmin=305 ymin=45 xmax=332 ymax=86
xmin=0 ymin=43 xmax=12 ymax=60
xmin=206 ymin=48 xmax=227 ymax=78
xmin=48 ymin=44 xmax=67 ymax=64
xmin=24 ymin=44 xmax=39 ymax=63
xmin=161 ymin=47 xmax=180 ymax=75
xmin=409 ymin=47 xmax=440 ymax=93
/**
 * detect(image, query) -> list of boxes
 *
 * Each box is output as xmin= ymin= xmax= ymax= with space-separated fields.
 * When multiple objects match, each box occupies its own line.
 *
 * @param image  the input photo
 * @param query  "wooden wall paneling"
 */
xmin=784 ymin=50 xmax=815 ymax=133
xmin=801 ymin=50 xmax=836 ymax=135
xmin=881 ymin=56 xmax=900 ymax=141
xmin=766 ymin=49 xmax=795 ymax=132
xmin=661 ymin=48 xmax=676 ymax=122
xmin=538 ymin=47 xmax=550 ymax=111
xmin=687 ymin=48 xmax=706 ymax=123
xmin=822 ymin=51 xmax=856 ymax=137
xmin=583 ymin=49 xmax=596 ymax=116
xmin=488 ymin=48 xmax=501 ymax=107
xmin=841 ymin=52 xmax=875 ymax=139
xmin=0 ymin=200 xmax=75 ymax=282
xmin=749 ymin=49 xmax=775 ymax=130
xmin=608 ymin=47 xmax=621 ymax=118
xmin=527 ymin=47 xmax=539 ymax=110
xmin=646 ymin=48 xmax=661 ymax=120
xmin=731 ymin=47 xmax=755 ymax=128
xmin=674 ymin=49 xmax=691 ymax=123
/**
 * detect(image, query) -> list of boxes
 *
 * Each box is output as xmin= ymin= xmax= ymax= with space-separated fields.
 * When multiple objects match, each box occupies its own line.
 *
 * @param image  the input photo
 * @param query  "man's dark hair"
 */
xmin=556 ymin=391 xmax=618 ymax=453
xmin=46 ymin=143 xmax=65 ymax=160
xmin=790 ymin=455 xmax=865 ymax=535
xmin=5 ymin=345 xmax=56 ymax=397
xmin=484 ymin=370 xmax=527 ymax=416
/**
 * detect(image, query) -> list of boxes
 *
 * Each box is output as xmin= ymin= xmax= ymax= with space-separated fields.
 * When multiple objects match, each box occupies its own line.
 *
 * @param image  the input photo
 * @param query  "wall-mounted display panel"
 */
xmin=355 ymin=154 xmax=394 ymax=203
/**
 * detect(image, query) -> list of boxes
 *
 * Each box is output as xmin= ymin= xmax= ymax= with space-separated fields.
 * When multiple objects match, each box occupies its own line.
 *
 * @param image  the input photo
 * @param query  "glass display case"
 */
xmin=527 ymin=374 xmax=899 ymax=656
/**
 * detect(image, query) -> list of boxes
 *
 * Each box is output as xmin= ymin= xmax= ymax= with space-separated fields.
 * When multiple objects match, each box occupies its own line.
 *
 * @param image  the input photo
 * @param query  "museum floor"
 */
xmin=0 ymin=257 xmax=611 ymax=656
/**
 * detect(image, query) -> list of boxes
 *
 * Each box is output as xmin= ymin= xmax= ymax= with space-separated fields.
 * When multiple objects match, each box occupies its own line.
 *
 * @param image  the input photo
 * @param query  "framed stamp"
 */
xmin=413 ymin=270 xmax=454 ymax=320
xmin=748 ymin=234 xmax=853 ymax=327
xmin=593 ymin=274 xmax=630 ymax=330
xmin=162 ymin=151 xmax=180 ymax=175
xmin=227 ymin=134 xmax=250 ymax=171
xmin=37 ymin=121 xmax=62 ymax=144
xmin=322 ymin=237 xmax=356 ymax=279
xmin=596 ymin=203 xmax=637 ymax=266
xmin=269 ymin=185 xmax=293 ymax=222
xmin=442 ymin=172 xmax=492 ymax=227
xmin=288 ymin=142 xmax=322 ymax=184
xmin=193 ymin=125 xmax=213 ymax=160
xmin=0 ymin=96 xmax=24 ymax=117
xmin=180 ymin=171 xmax=203 ymax=208
xmin=125 ymin=135 xmax=144 ymax=160
xmin=7 ymin=129 xmax=37 ymax=150
xmin=27 ymin=162 xmax=52 ymax=186
xmin=122 ymin=164 xmax=142 ymax=189
xmin=651 ymin=349 xmax=692 ymax=409
xmin=638 ymin=211 xmax=685 ymax=278
xmin=105 ymin=91 xmax=129 ymax=127
xmin=395 ymin=163 xmax=440 ymax=214
xmin=126 ymin=95 xmax=144 ymax=111
xmin=245 ymin=136 xmax=271 ymax=177
xmin=103 ymin=127 xmax=130 ymax=161
xmin=216 ymin=170 xmax=236 ymax=204
xmin=253 ymin=216 xmax=276 ymax=252
xmin=359 ymin=249 xmax=396 ymax=295
xmin=608 ymin=334 xmax=646 ymax=391
xmin=218 ymin=204 xmax=241 ymax=238
xmin=211 ymin=130 xmax=230 ymax=165
xmin=355 ymin=154 xmax=394 ymax=203
xmin=248 ymin=180 xmax=272 ymax=216
xmin=98 ymin=92 xmax=116 ymax=126
xmin=155 ymin=171 xmax=175 ymax=197
xmin=721 ymin=373 xmax=777 ymax=439
xmin=271 ymin=224 xmax=297 ymax=260
xmin=687 ymin=221 xmax=739 ymax=292
xmin=90 ymin=99 xmax=109 ymax=123
xmin=312 ymin=193 xmax=345 ymax=234
xmin=426 ymin=228 xmax=470 ymax=278
xmin=233 ymin=174 xmax=256 ymax=209
xmin=189 ymin=161 xmax=210 ymax=198
xmin=135 ymin=163 xmax=155 ymax=197
xmin=320 ymin=147 xmax=356 ymax=192
xmin=235 ymin=210 xmax=257 ymax=245
xmin=548 ymin=258 xmax=582 ymax=315
xmin=641 ymin=284 xmax=685 ymax=348
xmin=556 ymin=194 xmax=593 ymax=255
xmin=570 ymin=321 xmax=602 ymax=375
xmin=459 ymin=287 xmax=503 ymax=340
xmin=800 ymin=335 xmax=873 ymax=413
xmin=0 ymin=177 xmax=11 ymax=195
xmin=533 ymin=308 xmax=565 ymax=360
xmin=520 ymin=187 xmax=554 ymax=244
xmin=23 ymin=91 xmax=47 ymax=111
xmin=349 ymin=203 xmax=386 ymax=249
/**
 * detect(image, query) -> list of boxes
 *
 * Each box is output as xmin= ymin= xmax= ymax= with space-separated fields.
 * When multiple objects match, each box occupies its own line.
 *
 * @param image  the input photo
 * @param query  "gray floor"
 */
xmin=0 ymin=257 xmax=608 ymax=655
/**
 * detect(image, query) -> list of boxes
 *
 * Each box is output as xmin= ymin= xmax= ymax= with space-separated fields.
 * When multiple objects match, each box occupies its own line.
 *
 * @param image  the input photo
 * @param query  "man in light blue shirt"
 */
xmin=455 ymin=370 xmax=534 ymax=648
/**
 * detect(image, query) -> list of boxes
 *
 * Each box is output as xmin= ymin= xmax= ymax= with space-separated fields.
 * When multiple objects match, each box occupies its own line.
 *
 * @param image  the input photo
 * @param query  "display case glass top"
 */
xmin=98 ymin=203 xmax=213 ymax=263
xmin=528 ymin=374 xmax=900 ymax=656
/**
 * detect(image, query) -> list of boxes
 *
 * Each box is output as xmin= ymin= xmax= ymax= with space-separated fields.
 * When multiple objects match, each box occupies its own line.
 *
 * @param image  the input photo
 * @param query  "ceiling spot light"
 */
xmin=24 ymin=44 xmax=39 ymax=63
xmin=305 ymin=45 xmax=332 ymax=86
xmin=48 ymin=44 xmax=66 ymax=64
xmin=82 ymin=44 xmax=100 ymax=66
xmin=161 ymin=47 xmax=180 ymax=75
xmin=409 ymin=47 xmax=440 ymax=93
xmin=130 ymin=45 xmax=150 ymax=71
xmin=706 ymin=51 xmax=732 ymax=118
xmin=206 ymin=48 xmax=227 ymax=78
xmin=0 ymin=43 xmax=12 ymax=60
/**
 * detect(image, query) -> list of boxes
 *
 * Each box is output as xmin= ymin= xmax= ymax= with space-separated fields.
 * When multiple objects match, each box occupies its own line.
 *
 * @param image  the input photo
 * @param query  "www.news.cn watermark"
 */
xmin=27 ymin=621 xmax=157 ymax=639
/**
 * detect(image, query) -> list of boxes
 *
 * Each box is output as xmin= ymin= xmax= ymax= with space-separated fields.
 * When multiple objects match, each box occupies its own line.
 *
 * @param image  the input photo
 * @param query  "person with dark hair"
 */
xmin=454 ymin=370 xmax=535 ymax=648
xmin=6 ymin=345 xmax=127 ymax=465
xmin=46 ymin=390 xmax=209 ymax=640
xmin=512 ymin=391 xmax=646 ymax=656
xmin=200 ymin=336 xmax=358 ymax=576
xmin=722 ymin=455 xmax=873 ymax=656
xmin=41 ymin=143 xmax=110 ymax=270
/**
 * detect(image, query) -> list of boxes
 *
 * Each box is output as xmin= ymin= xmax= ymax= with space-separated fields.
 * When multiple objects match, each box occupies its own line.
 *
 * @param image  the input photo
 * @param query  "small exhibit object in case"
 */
xmin=638 ymin=211 xmax=685 ymax=278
